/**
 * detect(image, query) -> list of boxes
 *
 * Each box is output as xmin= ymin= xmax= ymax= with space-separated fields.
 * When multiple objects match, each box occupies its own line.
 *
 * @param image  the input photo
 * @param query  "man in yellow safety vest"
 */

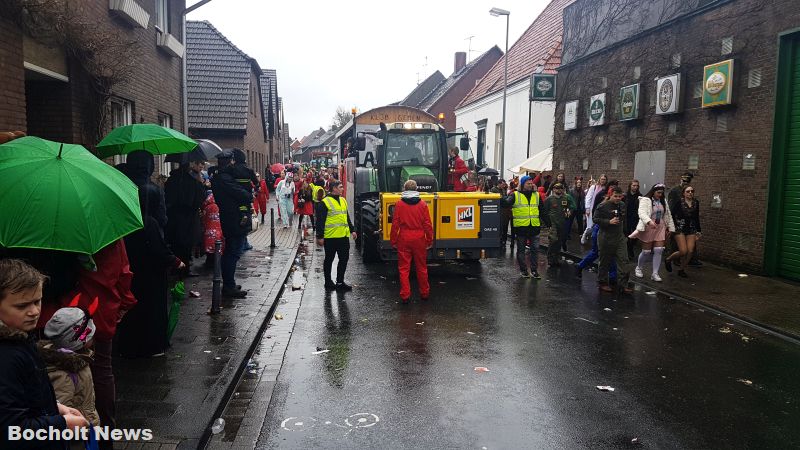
xmin=315 ymin=181 xmax=357 ymax=291
xmin=500 ymin=175 xmax=542 ymax=279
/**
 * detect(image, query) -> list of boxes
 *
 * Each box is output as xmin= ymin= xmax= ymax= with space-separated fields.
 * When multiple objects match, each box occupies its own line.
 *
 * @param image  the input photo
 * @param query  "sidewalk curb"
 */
xmin=195 ymin=238 xmax=301 ymax=449
xmin=547 ymin=243 xmax=800 ymax=345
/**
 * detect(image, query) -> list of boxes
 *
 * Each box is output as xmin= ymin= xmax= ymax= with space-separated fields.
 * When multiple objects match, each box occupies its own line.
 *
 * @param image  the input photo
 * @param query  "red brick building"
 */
xmin=0 ymin=0 xmax=186 ymax=175
xmin=553 ymin=0 xmax=800 ymax=278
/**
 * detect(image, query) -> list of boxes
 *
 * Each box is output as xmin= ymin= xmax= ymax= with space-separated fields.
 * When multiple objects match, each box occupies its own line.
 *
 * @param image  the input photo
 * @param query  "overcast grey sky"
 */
xmin=188 ymin=0 xmax=551 ymax=139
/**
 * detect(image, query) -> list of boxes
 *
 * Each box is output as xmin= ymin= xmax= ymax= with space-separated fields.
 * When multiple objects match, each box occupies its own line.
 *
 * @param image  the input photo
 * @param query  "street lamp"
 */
xmin=490 ymin=7 xmax=510 ymax=175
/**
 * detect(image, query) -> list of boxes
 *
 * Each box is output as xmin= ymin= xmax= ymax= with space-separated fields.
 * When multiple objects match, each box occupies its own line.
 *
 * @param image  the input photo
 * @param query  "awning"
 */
xmin=509 ymin=147 xmax=552 ymax=174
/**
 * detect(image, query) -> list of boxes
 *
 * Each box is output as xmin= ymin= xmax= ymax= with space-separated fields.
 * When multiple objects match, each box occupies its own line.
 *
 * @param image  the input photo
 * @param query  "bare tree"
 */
xmin=1 ymin=0 xmax=141 ymax=146
xmin=330 ymin=106 xmax=354 ymax=131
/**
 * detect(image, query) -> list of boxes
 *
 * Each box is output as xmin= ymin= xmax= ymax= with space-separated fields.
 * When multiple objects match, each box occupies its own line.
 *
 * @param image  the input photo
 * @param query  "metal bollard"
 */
xmin=270 ymin=207 xmax=276 ymax=248
xmin=211 ymin=240 xmax=222 ymax=314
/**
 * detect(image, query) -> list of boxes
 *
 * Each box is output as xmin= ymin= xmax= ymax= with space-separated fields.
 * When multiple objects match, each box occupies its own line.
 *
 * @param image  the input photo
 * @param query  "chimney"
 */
xmin=454 ymin=52 xmax=467 ymax=73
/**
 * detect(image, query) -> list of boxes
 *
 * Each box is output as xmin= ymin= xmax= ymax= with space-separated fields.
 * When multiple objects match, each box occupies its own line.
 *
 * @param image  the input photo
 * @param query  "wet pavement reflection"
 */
xmin=256 ymin=249 xmax=800 ymax=449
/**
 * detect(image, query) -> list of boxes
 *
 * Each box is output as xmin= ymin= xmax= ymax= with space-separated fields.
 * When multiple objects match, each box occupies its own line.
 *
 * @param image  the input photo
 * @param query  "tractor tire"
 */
xmin=360 ymin=198 xmax=381 ymax=263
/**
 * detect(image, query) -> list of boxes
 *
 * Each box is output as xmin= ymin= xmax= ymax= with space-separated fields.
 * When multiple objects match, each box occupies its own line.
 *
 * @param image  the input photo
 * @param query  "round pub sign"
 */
xmin=705 ymin=71 xmax=727 ymax=95
xmin=590 ymin=99 xmax=604 ymax=121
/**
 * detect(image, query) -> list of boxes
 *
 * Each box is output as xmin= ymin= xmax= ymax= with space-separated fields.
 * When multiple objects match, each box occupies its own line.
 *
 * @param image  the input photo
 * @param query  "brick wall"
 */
xmin=0 ymin=17 xmax=25 ymax=132
xmin=75 ymin=0 xmax=185 ymax=137
xmin=25 ymin=80 xmax=72 ymax=142
xmin=553 ymin=0 xmax=800 ymax=272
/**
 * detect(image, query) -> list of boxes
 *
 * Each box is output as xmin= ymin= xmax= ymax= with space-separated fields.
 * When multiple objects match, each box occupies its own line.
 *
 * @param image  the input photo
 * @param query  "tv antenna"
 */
xmin=465 ymin=35 xmax=476 ymax=62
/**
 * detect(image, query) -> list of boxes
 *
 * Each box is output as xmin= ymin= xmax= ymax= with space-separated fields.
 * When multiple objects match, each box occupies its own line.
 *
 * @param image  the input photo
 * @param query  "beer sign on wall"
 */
xmin=588 ymin=93 xmax=606 ymax=126
xmin=564 ymin=100 xmax=578 ymax=130
xmin=531 ymin=74 xmax=557 ymax=101
xmin=655 ymin=74 xmax=682 ymax=115
xmin=619 ymin=83 xmax=640 ymax=121
xmin=702 ymin=59 xmax=734 ymax=108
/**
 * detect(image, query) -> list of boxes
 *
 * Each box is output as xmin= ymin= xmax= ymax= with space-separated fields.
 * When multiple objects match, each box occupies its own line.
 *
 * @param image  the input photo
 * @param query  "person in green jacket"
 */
xmin=541 ymin=182 xmax=576 ymax=267
xmin=593 ymin=186 xmax=633 ymax=293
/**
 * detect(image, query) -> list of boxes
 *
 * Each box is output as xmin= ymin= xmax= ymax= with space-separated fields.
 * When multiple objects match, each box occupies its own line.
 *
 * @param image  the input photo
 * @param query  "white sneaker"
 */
xmin=635 ymin=266 xmax=644 ymax=278
xmin=651 ymin=273 xmax=663 ymax=282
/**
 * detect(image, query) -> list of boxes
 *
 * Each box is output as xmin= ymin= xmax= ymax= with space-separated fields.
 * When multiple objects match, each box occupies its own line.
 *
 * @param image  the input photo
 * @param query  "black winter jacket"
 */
xmin=0 ymin=321 xmax=67 ymax=450
xmin=211 ymin=166 xmax=253 ymax=238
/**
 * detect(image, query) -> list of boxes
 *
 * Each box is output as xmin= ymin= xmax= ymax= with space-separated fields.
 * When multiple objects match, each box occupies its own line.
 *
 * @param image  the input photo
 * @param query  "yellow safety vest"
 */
xmin=323 ymin=196 xmax=349 ymax=239
xmin=311 ymin=184 xmax=324 ymax=203
xmin=512 ymin=191 xmax=541 ymax=227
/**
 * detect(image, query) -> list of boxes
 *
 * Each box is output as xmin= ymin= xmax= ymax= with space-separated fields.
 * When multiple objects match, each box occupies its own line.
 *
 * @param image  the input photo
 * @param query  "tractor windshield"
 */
xmin=384 ymin=132 xmax=440 ymax=168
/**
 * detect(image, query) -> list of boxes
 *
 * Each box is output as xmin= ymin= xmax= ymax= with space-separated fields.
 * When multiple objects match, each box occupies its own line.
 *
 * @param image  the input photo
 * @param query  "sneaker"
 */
xmin=651 ymin=273 xmax=662 ymax=282
xmin=580 ymin=235 xmax=587 ymax=245
xmin=222 ymin=288 xmax=248 ymax=299
xmin=520 ymin=270 xmax=532 ymax=278
xmin=324 ymin=282 xmax=337 ymax=291
xmin=599 ymin=284 xmax=613 ymax=292
xmin=665 ymin=259 xmax=673 ymax=272
xmin=634 ymin=266 xmax=644 ymax=278
xmin=574 ymin=266 xmax=583 ymax=278
xmin=531 ymin=271 xmax=541 ymax=280
xmin=678 ymin=270 xmax=688 ymax=278
xmin=335 ymin=282 xmax=353 ymax=291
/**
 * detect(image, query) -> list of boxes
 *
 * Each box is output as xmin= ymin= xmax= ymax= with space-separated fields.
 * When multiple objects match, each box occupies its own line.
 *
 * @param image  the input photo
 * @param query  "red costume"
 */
xmin=202 ymin=192 xmax=225 ymax=254
xmin=39 ymin=240 xmax=138 ymax=341
xmin=254 ymin=179 xmax=268 ymax=216
xmin=390 ymin=193 xmax=434 ymax=301
xmin=448 ymin=155 xmax=469 ymax=191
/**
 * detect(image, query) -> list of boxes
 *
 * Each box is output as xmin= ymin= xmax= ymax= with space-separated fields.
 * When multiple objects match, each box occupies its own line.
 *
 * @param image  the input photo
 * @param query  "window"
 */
xmin=158 ymin=113 xmax=173 ymax=176
xmin=155 ymin=0 xmax=169 ymax=33
xmin=110 ymin=98 xmax=133 ymax=165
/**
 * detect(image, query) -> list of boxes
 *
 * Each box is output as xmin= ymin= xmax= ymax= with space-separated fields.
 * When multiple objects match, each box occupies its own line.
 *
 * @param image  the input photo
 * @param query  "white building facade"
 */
xmin=455 ymin=78 xmax=555 ymax=176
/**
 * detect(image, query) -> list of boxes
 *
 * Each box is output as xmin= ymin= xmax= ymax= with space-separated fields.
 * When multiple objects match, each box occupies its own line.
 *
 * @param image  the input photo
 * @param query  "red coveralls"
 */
xmin=254 ymin=179 xmax=268 ymax=217
xmin=390 ymin=196 xmax=434 ymax=301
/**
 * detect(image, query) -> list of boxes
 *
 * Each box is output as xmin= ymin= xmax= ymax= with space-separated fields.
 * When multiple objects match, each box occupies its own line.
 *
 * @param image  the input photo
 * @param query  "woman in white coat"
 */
xmin=275 ymin=172 xmax=296 ymax=228
xmin=629 ymin=183 xmax=674 ymax=281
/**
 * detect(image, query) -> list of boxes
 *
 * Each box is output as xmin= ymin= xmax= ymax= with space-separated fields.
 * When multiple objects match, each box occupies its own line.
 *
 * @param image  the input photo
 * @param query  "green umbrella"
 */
xmin=96 ymin=123 xmax=197 ymax=158
xmin=0 ymin=136 xmax=143 ymax=254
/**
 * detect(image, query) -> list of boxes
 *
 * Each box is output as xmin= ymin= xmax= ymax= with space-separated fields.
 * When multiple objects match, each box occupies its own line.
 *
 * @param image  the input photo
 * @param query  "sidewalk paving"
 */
xmin=543 ymin=230 xmax=800 ymax=341
xmin=114 ymin=200 xmax=301 ymax=449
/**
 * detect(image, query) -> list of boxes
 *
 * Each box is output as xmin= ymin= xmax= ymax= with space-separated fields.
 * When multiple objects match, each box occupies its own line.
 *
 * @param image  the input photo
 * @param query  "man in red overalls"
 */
xmin=390 ymin=180 xmax=434 ymax=303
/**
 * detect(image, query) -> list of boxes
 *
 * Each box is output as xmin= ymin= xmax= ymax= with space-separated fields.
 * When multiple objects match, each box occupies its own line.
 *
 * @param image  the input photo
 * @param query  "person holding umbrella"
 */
xmin=164 ymin=160 xmax=206 ymax=276
xmin=117 ymin=151 xmax=185 ymax=358
xmin=211 ymin=152 xmax=252 ymax=299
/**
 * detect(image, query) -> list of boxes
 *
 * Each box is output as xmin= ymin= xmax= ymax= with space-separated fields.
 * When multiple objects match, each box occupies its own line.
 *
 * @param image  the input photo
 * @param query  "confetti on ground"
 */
xmin=416 ymin=322 xmax=425 ymax=326
xmin=466 ymin=277 xmax=477 ymax=280
xmin=466 ymin=331 xmax=476 ymax=335
xmin=474 ymin=367 xmax=490 ymax=373
xmin=719 ymin=327 xmax=732 ymax=334
xmin=738 ymin=273 xmax=749 ymax=278
xmin=311 ymin=349 xmax=330 ymax=355
xmin=645 ymin=291 xmax=656 ymax=295
xmin=575 ymin=317 xmax=599 ymax=325
xmin=596 ymin=385 xmax=615 ymax=392
xmin=741 ymin=335 xmax=751 ymax=342
xmin=189 ymin=291 xmax=201 ymax=298
xmin=603 ymin=308 xmax=612 ymax=312
xmin=274 ymin=313 xmax=284 ymax=320
xmin=737 ymin=378 xmax=753 ymax=386
xmin=203 ymin=350 xmax=211 ymax=353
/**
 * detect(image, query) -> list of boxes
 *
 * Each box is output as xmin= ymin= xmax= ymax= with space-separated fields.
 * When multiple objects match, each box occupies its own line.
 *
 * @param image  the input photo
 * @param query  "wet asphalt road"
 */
xmin=256 ymin=246 xmax=800 ymax=449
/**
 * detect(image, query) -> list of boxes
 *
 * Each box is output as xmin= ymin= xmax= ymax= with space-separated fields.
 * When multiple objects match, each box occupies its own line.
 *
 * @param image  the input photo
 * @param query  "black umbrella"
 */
xmin=477 ymin=167 xmax=499 ymax=176
xmin=164 ymin=139 xmax=222 ymax=163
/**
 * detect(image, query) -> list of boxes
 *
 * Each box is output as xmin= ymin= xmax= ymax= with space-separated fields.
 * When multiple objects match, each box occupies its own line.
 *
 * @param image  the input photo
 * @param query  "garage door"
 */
xmin=779 ymin=41 xmax=800 ymax=280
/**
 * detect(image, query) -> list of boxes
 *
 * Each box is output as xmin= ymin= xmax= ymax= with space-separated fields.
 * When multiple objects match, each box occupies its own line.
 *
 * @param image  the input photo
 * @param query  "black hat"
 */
xmin=216 ymin=150 xmax=233 ymax=160
xmin=681 ymin=171 xmax=694 ymax=181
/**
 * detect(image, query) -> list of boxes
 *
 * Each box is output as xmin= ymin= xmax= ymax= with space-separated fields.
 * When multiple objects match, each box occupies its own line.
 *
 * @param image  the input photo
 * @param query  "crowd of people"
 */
xmin=0 ymin=142 xmax=348 ymax=448
xmin=487 ymin=170 xmax=702 ymax=292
